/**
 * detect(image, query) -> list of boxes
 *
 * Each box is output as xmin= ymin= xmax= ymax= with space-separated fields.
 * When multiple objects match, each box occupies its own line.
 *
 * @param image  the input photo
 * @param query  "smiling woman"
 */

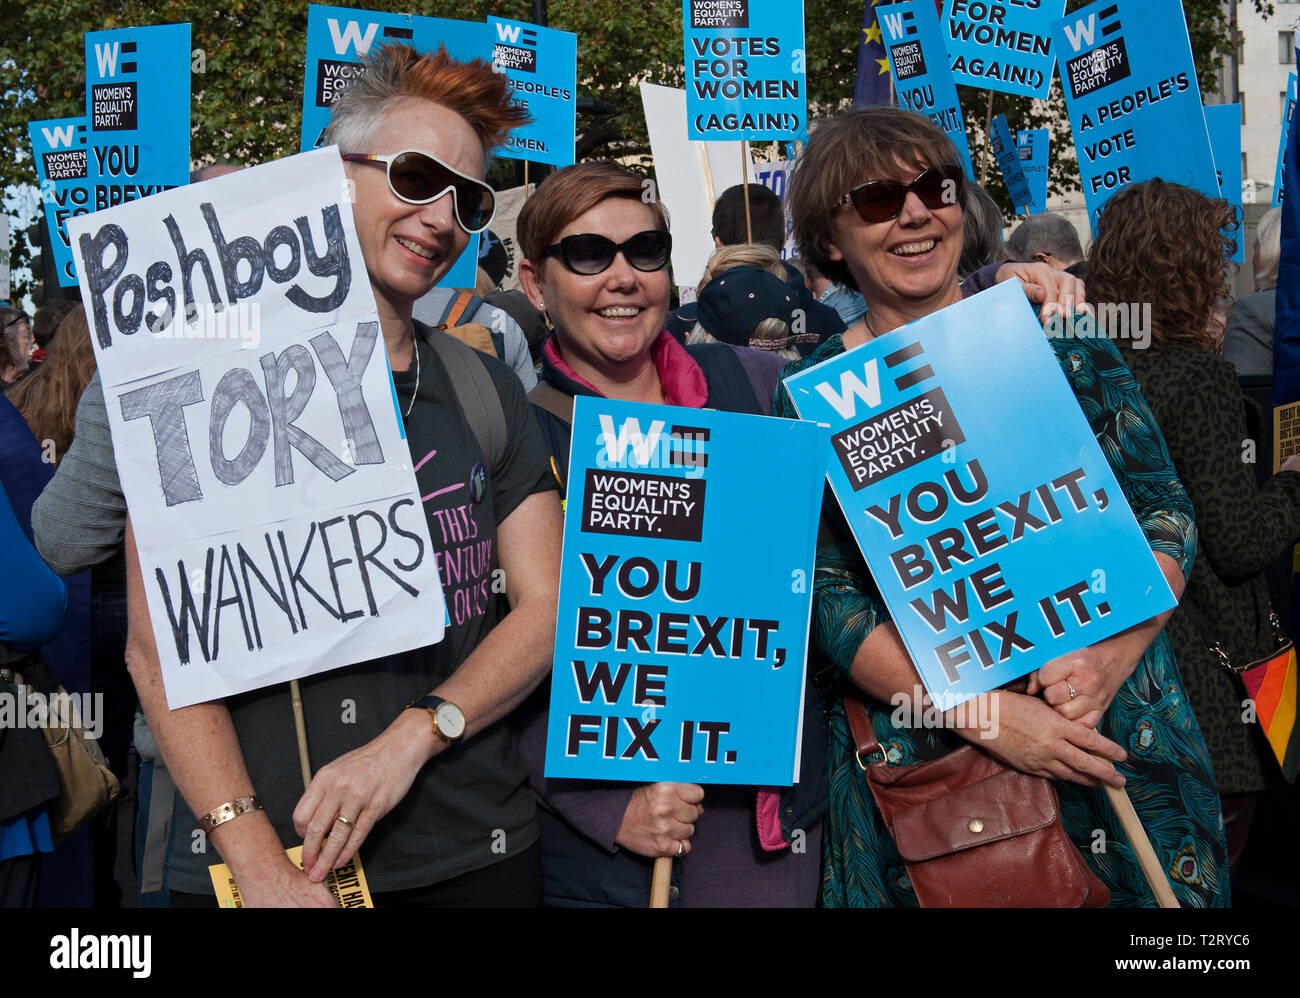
xmin=122 ymin=44 xmax=566 ymax=908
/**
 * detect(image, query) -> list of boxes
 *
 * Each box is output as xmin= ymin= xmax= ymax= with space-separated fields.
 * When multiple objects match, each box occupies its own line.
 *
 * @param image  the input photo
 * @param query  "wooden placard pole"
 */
xmin=650 ymin=856 xmax=672 ymax=908
xmin=979 ymin=90 xmax=994 ymax=188
xmin=742 ymin=140 xmax=753 ymax=243
xmin=1103 ymin=784 xmax=1180 ymax=907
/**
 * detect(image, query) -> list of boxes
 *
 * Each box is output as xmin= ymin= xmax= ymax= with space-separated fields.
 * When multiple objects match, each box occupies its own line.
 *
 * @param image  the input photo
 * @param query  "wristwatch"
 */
xmin=405 ymin=694 xmax=466 ymax=744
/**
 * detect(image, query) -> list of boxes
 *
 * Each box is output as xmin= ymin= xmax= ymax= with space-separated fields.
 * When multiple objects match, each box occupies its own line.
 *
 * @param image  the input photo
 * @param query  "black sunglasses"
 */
xmin=341 ymin=150 xmax=496 ymax=234
xmin=838 ymin=164 xmax=965 ymax=224
xmin=545 ymin=230 xmax=673 ymax=276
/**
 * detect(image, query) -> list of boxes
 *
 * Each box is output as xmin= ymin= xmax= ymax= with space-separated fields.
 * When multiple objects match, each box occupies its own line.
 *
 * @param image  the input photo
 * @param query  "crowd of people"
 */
xmin=1 ymin=42 xmax=1296 ymax=908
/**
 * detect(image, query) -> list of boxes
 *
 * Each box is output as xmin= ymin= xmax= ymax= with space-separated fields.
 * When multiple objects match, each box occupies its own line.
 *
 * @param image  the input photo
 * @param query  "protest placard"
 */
xmin=683 ymin=0 xmax=807 ymax=141
xmin=28 ymin=117 xmax=90 ymax=287
xmin=990 ymin=113 xmax=1032 ymax=210
xmin=67 ymin=148 xmax=445 ymax=709
xmin=753 ymin=158 xmax=798 ymax=259
xmin=544 ymin=397 xmax=823 ymax=785
xmin=300 ymin=4 xmax=491 ymax=290
xmin=1017 ymin=127 xmax=1049 ymax=213
xmin=878 ymin=1 xmax=975 ymax=179
xmin=489 ymin=16 xmax=577 ymax=167
xmin=782 ymin=281 xmax=1177 ymax=710
xmin=1205 ymin=103 xmax=1245 ymax=264
xmin=941 ymin=0 xmax=1065 ymax=99
xmin=1274 ymin=73 xmax=1297 ymax=207
xmin=641 ymin=82 xmax=750 ymax=294
xmin=84 ymin=23 xmax=190 ymax=213
xmin=1052 ymin=0 xmax=1217 ymax=230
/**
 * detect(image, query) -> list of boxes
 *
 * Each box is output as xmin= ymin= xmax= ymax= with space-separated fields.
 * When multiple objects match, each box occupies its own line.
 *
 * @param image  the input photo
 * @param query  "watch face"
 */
xmin=435 ymin=702 xmax=465 ymax=739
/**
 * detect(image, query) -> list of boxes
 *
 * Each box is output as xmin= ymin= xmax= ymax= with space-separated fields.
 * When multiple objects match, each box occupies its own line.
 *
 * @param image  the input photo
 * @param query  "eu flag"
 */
xmin=853 ymin=1 xmax=892 ymax=107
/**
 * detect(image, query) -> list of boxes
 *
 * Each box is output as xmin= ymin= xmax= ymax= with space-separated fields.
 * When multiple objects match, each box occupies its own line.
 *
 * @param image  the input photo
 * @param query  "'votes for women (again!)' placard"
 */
xmin=783 ymin=282 xmax=1177 ymax=711
xmin=68 ymin=148 xmax=446 ymax=709
xmin=545 ymin=397 xmax=824 ymax=786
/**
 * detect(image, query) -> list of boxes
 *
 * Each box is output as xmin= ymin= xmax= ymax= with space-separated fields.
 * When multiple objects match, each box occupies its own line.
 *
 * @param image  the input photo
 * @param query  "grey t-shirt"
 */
xmin=168 ymin=334 xmax=555 ymax=894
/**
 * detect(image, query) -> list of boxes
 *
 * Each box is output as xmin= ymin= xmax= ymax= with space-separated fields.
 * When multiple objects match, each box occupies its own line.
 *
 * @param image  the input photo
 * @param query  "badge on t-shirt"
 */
xmin=469 ymin=461 xmax=488 ymax=504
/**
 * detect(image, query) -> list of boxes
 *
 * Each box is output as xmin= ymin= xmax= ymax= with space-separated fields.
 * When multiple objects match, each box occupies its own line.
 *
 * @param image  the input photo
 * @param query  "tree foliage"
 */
xmin=1 ymin=1 xmax=1263 ymax=301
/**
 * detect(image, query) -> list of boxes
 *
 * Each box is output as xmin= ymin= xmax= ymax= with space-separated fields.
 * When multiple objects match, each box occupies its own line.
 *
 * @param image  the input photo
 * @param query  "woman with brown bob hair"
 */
xmin=1094 ymin=179 xmax=1300 ymax=870
xmin=773 ymin=107 xmax=1229 ymax=907
xmin=515 ymin=160 xmax=825 ymax=906
xmin=6 ymin=305 xmax=97 ymax=463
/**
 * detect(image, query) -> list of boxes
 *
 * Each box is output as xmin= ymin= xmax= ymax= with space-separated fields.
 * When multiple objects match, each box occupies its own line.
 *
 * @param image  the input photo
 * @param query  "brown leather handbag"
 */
xmin=845 ymin=690 xmax=1109 ymax=908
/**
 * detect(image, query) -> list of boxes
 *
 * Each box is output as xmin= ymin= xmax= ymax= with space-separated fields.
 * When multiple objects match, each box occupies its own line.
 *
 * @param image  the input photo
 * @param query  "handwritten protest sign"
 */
xmin=29 ymin=117 xmax=90 ymax=287
xmin=990 ymin=113 xmax=1032 ymax=210
xmin=1205 ymin=103 xmax=1244 ymax=264
xmin=878 ymin=1 xmax=975 ymax=179
xmin=683 ymin=0 xmax=807 ymax=140
xmin=941 ymin=0 xmax=1064 ymax=99
xmin=783 ymin=282 xmax=1176 ymax=710
xmin=545 ymin=397 xmax=823 ymax=784
xmin=489 ymin=16 xmax=577 ymax=167
xmin=1051 ymin=0 xmax=1217 ymax=230
xmin=1017 ymin=128 xmax=1049 ymax=213
xmin=68 ymin=149 xmax=445 ymax=709
xmin=84 ymin=23 xmax=190 ymax=213
xmin=1274 ymin=73 xmax=1296 ymax=207
xmin=300 ymin=4 xmax=490 ymax=290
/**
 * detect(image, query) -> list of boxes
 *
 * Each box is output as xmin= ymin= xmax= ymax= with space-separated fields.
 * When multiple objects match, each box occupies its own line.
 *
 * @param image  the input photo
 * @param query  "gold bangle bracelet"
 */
xmin=198 ymin=795 xmax=263 ymax=833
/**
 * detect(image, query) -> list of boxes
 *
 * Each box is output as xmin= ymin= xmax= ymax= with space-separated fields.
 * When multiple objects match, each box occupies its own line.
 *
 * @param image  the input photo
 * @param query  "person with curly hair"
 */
xmin=1091 ymin=179 xmax=1298 ymax=870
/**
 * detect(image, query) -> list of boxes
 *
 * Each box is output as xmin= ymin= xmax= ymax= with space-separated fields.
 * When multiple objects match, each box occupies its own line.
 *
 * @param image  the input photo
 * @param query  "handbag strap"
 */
xmin=843 ymin=688 xmax=886 ymax=767
xmin=1179 ymin=584 xmax=1287 ymax=673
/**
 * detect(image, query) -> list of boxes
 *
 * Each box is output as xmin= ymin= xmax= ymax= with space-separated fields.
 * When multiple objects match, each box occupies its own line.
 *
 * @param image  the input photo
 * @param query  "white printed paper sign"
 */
xmin=68 ymin=148 xmax=446 ymax=708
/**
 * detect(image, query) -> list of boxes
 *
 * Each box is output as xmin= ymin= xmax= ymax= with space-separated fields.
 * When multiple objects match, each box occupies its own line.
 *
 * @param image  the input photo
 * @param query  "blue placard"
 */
xmin=544 ymin=397 xmax=824 ymax=785
xmin=878 ymin=2 xmax=975 ymax=179
xmin=28 ymin=117 xmax=90 ymax=287
xmin=1051 ymin=0 xmax=1217 ymax=233
xmin=941 ymin=0 xmax=1065 ymax=99
xmin=1017 ymin=128 xmax=1049 ymax=213
xmin=683 ymin=0 xmax=807 ymax=141
xmin=1205 ymin=103 xmax=1244 ymax=265
xmin=990 ymin=114 xmax=1031 ymax=210
xmin=489 ymin=16 xmax=577 ymax=166
xmin=1274 ymin=73 xmax=1296 ymax=207
xmin=83 ymin=23 xmax=190 ymax=213
xmin=301 ymin=5 xmax=491 ymax=290
xmin=782 ymin=282 xmax=1176 ymax=711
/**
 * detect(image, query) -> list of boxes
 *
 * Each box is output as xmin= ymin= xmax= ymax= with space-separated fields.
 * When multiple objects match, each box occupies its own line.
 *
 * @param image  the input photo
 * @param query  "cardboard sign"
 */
xmin=1205 ymin=103 xmax=1245 ymax=264
xmin=1017 ymin=128 xmax=1049 ymax=213
xmin=753 ymin=158 xmax=798 ymax=259
xmin=641 ymin=82 xmax=750 ymax=292
xmin=1276 ymin=401 xmax=1300 ymax=473
xmin=782 ymin=282 xmax=1176 ymax=710
xmin=1051 ymin=0 xmax=1217 ymax=230
xmin=878 ymin=1 xmax=975 ymax=179
xmin=67 ymin=149 xmax=445 ymax=709
xmin=990 ymin=113 xmax=1031 ymax=210
xmin=210 ymin=848 xmax=373 ymax=908
xmin=83 ymin=23 xmax=190 ymax=213
xmin=683 ymin=0 xmax=808 ymax=140
xmin=489 ymin=16 xmax=577 ymax=166
xmin=544 ymin=397 xmax=823 ymax=785
xmin=1274 ymin=73 xmax=1297 ymax=208
xmin=941 ymin=0 xmax=1065 ymax=99
xmin=28 ymin=117 xmax=90 ymax=287
xmin=299 ymin=4 xmax=491 ymax=290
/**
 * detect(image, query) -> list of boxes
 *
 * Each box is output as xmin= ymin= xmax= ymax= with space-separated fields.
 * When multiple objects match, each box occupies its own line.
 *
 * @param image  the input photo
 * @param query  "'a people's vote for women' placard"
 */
xmin=545 ymin=397 xmax=824 ymax=785
xmin=68 ymin=148 xmax=445 ymax=709
xmin=783 ymin=282 xmax=1177 ymax=711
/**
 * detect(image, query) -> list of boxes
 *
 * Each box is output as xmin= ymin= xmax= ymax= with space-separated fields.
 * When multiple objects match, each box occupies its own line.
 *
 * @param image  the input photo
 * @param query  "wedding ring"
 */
xmin=1067 ymin=682 xmax=1079 ymax=700
xmin=335 ymin=815 xmax=355 ymax=827
xmin=676 ymin=841 xmax=685 ymax=858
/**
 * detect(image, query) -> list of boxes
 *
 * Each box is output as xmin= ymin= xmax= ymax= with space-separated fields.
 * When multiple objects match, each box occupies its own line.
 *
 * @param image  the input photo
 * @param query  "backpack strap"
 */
xmin=528 ymin=380 xmax=575 ymax=425
xmin=436 ymin=290 xmax=482 ymax=329
xmin=418 ymin=322 xmax=508 ymax=470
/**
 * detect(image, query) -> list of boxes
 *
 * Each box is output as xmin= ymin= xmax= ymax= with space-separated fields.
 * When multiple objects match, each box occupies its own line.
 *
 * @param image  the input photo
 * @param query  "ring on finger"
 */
xmin=335 ymin=814 xmax=355 ymax=828
xmin=1067 ymin=681 xmax=1078 ymax=700
xmin=676 ymin=841 xmax=685 ymax=858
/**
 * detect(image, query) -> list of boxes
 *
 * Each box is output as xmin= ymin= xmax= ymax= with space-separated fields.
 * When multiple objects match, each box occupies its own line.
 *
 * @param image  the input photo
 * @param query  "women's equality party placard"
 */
xmin=300 ymin=4 xmax=491 ymax=290
xmin=683 ymin=0 xmax=808 ymax=141
xmin=545 ymin=397 xmax=825 ymax=785
xmin=489 ymin=16 xmax=578 ymax=167
xmin=84 ymin=23 xmax=191 ymax=213
xmin=941 ymin=0 xmax=1065 ymax=100
xmin=782 ymin=281 xmax=1176 ymax=711
xmin=990 ymin=113 xmax=1032 ymax=210
xmin=878 ymin=1 xmax=975 ymax=179
xmin=28 ymin=117 xmax=90 ymax=288
xmin=1205 ymin=103 xmax=1245 ymax=265
xmin=1274 ymin=73 xmax=1296 ymax=207
xmin=1051 ymin=0 xmax=1218 ymax=230
xmin=1017 ymin=128 xmax=1049 ymax=213
xmin=67 ymin=149 xmax=446 ymax=709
